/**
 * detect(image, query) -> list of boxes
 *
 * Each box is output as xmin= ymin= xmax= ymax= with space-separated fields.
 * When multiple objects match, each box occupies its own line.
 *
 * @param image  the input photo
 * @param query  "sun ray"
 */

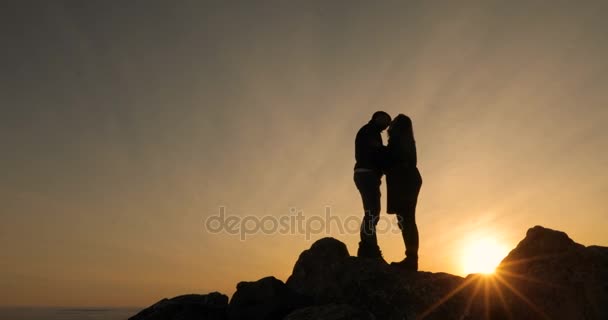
xmin=417 ymin=275 xmax=478 ymax=319
xmin=495 ymin=268 xmax=563 ymax=288
xmin=494 ymin=273 xmax=551 ymax=320
xmin=483 ymin=276 xmax=491 ymax=319
xmin=497 ymin=252 xmax=567 ymax=269
xmin=463 ymin=275 xmax=484 ymax=316
xmin=490 ymin=275 xmax=513 ymax=320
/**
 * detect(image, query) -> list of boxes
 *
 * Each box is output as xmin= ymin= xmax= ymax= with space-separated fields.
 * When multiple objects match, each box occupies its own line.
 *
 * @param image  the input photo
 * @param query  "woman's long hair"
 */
xmin=388 ymin=114 xmax=414 ymax=142
xmin=388 ymin=114 xmax=417 ymax=167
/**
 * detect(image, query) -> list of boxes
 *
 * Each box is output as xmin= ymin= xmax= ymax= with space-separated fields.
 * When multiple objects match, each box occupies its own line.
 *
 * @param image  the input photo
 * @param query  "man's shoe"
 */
xmin=357 ymin=241 xmax=386 ymax=263
xmin=391 ymin=257 xmax=418 ymax=271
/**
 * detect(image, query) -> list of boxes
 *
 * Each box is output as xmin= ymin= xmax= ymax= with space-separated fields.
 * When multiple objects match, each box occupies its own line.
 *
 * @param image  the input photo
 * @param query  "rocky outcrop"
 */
xmin=228 ymin=276 xmax=308 ymax=320
xmin=286 ymin=237 xmax=465 ymax=319
xmin=128 ymin=292 xmax=228 ymax=320
xmin=129 ymin=226 xmax=608 ymax=320
xmin=480 ymin=226 xmax=608 ymax=319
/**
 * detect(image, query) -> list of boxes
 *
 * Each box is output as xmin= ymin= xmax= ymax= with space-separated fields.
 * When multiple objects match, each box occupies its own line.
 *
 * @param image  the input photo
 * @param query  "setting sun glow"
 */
xmin=462 ymin=238 xmax=509 ymax=275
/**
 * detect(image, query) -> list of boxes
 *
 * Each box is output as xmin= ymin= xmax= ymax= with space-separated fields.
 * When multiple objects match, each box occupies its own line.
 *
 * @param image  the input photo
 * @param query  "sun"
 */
xmin=461 ymin=237 xmax=509 ymax=275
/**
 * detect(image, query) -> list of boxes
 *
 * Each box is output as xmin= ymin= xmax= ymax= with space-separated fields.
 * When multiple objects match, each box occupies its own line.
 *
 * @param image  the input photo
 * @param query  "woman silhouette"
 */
xmin=385 ymin=114 xmax=423 ymax=271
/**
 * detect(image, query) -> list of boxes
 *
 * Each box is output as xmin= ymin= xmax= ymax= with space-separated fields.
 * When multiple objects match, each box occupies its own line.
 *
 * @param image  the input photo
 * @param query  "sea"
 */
xmin=0 ymin=307 xmax=141 ymax=320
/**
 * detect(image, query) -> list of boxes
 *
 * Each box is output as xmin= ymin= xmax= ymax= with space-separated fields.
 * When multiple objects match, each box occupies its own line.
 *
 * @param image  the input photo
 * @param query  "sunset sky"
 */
xmin=1 ymin=1 xmax=607 ymax=308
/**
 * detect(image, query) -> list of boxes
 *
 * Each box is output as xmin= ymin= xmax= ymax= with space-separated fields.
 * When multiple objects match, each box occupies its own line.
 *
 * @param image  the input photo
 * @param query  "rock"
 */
xmin=285 ymin=304 xmax=376 ymax=320
xmin=287 ymin=237 xmax=466 ymax=319
xmin=128 ymin=292 xmax=228 ymax=320
xmin=228 ymin=276 xmax=308 ymax=320
xmin=505 ymin=225 xmax=585 ymax=259
xmin=286 ymin=237 xmax=351 ymax=304
xmin=480 ymin=225 xmax=608 ymax=320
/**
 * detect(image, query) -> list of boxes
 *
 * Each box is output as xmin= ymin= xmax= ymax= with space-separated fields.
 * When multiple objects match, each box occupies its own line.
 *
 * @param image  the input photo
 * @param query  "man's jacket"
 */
xmin=354 ymin=121 xmax=386 ymax=175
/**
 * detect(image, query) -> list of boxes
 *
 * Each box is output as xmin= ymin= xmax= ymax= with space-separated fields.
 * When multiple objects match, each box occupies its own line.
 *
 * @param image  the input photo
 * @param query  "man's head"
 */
xmin=371 ymin=111 xmax=391 ymax=130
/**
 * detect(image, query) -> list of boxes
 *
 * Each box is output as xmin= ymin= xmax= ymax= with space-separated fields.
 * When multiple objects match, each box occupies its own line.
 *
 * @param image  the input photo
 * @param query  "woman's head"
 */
xmin=388 ymin=114 xmax=414 ymax=139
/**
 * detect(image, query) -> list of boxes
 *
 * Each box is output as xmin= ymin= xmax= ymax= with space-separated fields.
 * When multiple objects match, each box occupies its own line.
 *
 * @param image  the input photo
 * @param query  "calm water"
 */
xmin=0 ymin=307 xmax=141 ymax=320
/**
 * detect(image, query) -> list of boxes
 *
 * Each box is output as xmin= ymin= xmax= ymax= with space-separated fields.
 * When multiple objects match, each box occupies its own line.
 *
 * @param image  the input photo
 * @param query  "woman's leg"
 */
xmin=394 ymin=171 xmax=422 ymax=269
xmin=397 ymin=201 xmax=419 ymax=260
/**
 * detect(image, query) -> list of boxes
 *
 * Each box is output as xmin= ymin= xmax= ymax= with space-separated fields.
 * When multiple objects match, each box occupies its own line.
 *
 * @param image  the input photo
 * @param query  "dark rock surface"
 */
xmin=475 ymin=226 xmax=608 ymax=319
xmin=129 ymin=226 xmax=608 ymax=320
xmin=286 ymin=237 xmax=465 ymax=319
xmin=284 ymin=304 xmax=375 ymax=320
xmin=228 ymin=276 xmax=308 ymax=320
xmin=128 ymin=292 xmax=228 ymax=320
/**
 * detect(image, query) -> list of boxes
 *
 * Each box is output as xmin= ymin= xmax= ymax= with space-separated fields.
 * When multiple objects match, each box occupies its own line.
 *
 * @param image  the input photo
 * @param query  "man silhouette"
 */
xmin=354 ymin=111 xmax=391 ymax=260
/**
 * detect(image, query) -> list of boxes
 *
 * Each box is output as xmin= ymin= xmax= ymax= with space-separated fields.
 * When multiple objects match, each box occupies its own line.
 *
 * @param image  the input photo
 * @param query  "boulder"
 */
xmin=128 ymin=292 xmax=228 ymax=320
xmin=228 ymin=276 xmax=308 ymax=320
xmin=286 ymin=237 xmax=351 ymax=303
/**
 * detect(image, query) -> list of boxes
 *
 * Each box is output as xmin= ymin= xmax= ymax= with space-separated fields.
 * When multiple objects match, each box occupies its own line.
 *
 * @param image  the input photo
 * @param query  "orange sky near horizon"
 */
xmin=1 ymin=1 xmax=607 ymax=308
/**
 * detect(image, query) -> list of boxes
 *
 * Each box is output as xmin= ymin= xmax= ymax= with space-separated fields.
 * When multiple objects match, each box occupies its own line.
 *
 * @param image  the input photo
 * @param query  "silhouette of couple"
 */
xmin=354 ymin=111 xmax=422 ymax=271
